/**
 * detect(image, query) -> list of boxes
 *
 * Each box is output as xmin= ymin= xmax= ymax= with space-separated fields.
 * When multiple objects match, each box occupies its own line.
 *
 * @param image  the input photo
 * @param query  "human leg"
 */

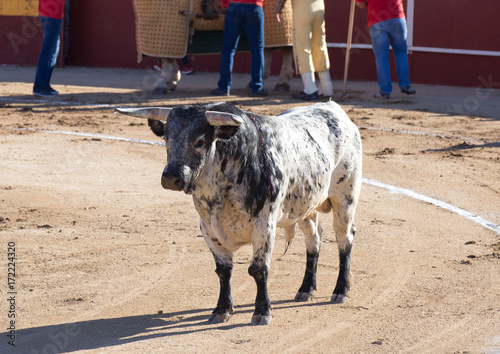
xmin=290 ymin=0 xmax=321 ymax=98
xmin=242 ymin=4 xmax=265 ymax=93
xmin=180 ymin=55 xmax=194 ymax=75
xmin=293 ymin=23 xmax=319 ymax=96
xmin=388 ymin=17 xmax=411 ymax=89
xmin=317 ymin=70 xmax=333 ymax=97
xmin=291 ymin=72 xmax=319 ymax=100
xmin=310 ymin=11 xmax=332 ymax=96
xmin=34 ymin=16 xmax=62 ymax=94
xmin=291 ymin=0 xmax=315 ymax=76
xmin=310 ymin=10 xmax=330 ymax=72
xmin=369 ymin=20 xmax=392 ymax=95
xmin=301 ymin=72 xmax=317 ymax=94
xmin=216 ymin=3 xmax=243 ymax=93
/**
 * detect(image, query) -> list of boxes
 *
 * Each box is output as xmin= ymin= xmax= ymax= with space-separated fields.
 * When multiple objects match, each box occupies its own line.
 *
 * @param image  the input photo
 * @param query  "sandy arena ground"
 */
xmin=1 ymin=66 xmax=499 ymax=353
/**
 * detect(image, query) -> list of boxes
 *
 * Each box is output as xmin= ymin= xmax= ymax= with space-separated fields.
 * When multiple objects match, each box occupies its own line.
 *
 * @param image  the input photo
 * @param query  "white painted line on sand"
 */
xmin=6 ymin=126 xmax=164 ymax=146
xmin=360 ymin=126 xmax=499 ymax=146
xmin=4 ymin=126 xmax=500 ymax=236
xmin=363 ymin=178 xmax=500 ymax=236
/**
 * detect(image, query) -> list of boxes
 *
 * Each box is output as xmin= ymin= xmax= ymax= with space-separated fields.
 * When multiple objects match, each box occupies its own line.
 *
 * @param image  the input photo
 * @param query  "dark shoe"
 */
xmin=400 ymin=85 xmax=416 ymax=95
xmin=292 ymin=90 xmax=319 ymax=101
xmin=48 ymin=86 xmax=59 ymax=95
xmin=251 ymin=89 xmax=269 ymax=97
xmin=374 ymin=92 xmax=390 ymax=99
xmin=33 ymin=88 xmax=57 ymax=97
xmin=210 ymin=88 xmax=229 ymax=96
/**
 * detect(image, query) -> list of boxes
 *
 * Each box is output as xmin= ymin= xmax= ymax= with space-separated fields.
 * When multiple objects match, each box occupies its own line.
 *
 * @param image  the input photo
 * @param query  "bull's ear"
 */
xmin=214 ymin=125 xmax=238 ymax=140
xmin=148 ymin=119 xmax=165 ymax=137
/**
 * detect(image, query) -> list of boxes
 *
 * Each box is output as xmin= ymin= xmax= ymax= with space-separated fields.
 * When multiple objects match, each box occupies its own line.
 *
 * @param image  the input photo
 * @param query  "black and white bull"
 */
xmin=116 ymin=101 xmax=362 ymax=325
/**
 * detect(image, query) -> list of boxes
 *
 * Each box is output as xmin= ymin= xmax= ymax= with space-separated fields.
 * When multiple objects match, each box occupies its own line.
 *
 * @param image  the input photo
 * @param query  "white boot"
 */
xmin=318 ymin=70 xmax=333 ymax=97
xmin=301 ymin=72 xmax=318 ymax=94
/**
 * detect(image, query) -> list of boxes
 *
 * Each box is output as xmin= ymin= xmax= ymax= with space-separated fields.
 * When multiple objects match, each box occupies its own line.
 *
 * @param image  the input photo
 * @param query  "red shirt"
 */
xmin=222 ymin=0 xmax=264 ymax=8
xmin=38 ymin=0 xmax=65 ymax=19
xmin=356 ymin=0 xmax=405 ymax=27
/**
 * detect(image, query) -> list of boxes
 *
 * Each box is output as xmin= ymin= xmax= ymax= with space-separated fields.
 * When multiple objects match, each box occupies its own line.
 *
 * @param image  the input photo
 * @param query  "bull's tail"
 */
xmin=282 ymin=225 xmax=296 ymax=256
xmin=283 ymin=240 xmax=291 ymax=256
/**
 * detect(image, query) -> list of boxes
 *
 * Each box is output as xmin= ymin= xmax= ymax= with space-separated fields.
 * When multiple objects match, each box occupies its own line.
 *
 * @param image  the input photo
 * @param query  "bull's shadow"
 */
xmin=4 ymin=299 xmax=329 ymax=353
xmin=426 ymin=141 xmax=500 ymax=151
xmin=0 ymin=90 xmax=302 ymax=113
xmin=1 ymin=90 xmax=171 ymax=110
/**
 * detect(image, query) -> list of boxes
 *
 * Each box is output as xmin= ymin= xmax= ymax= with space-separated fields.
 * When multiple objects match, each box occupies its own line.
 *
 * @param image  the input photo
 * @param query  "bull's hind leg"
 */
xmin=295 ymin=211 xmax=322 ymax=301
xmin=330 ymin=177 xmax=361 ymax=304
xmin=331 ymin=221 xmax=355 ymax=304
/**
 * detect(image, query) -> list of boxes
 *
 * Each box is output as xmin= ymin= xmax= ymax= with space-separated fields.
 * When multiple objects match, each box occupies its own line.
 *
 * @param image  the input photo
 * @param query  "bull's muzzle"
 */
xmin=161 ymin=173 xmax=184 ymax=191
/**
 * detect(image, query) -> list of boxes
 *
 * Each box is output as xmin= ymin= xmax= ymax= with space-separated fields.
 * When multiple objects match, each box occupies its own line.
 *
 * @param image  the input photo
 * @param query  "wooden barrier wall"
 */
xmin=1 ymin=0 xmax=499 ymax=87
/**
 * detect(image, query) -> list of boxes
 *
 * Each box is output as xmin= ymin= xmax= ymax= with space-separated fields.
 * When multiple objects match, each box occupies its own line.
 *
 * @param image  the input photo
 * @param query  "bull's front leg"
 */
xmin=295 ymin=212 xmax=322 ymax=301
xmin=248 ymin=220 xmax=276 ymax=325
xmin=248 ymin=262 xmax=271 ymax=325
xmin=209 ymin=260 xmax=234 ymax=324
xmin=201 ymin=221 xmax=234 ymax=324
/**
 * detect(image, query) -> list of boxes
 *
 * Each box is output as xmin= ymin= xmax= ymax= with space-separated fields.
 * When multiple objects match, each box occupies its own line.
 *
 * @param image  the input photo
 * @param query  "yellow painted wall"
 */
xmin=0 ymin=0 xmax=38 ymax=16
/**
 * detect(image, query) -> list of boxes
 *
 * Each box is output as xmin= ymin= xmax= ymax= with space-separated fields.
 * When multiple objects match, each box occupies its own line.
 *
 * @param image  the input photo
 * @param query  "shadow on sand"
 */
xmin=4 ymin=299 xmax=331 ymax=353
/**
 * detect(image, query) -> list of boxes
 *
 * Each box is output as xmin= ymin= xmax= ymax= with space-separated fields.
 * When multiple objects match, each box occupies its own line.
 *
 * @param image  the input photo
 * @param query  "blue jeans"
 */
xmin=369 ymin=17 xmax=410 ymax=95
xmin=34 ymin=16 xmax=62 ymax=91
xmin=217 ymin=3 xmax=264 ymax=93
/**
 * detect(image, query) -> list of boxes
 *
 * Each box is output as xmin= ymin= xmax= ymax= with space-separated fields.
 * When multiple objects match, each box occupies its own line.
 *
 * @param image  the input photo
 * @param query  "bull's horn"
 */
xmin=206 ymin=111 xmax=243 ymax=126
xmin=114 ymin=107 xmax=172 ymax=121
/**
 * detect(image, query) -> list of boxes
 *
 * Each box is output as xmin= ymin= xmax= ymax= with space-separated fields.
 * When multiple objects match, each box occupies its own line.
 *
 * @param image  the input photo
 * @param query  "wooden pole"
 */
xmin=342 ymin=0 xmax=356 ymax=96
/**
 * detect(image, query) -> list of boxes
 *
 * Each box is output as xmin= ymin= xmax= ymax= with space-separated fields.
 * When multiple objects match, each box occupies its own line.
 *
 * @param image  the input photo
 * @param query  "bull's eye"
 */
xmin=194 ymin=136 xmax=205 ymax=149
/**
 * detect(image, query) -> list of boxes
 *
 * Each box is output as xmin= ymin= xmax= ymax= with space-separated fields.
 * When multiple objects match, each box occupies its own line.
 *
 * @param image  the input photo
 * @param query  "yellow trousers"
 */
xmin=291 ymin=0 xmax=330 ymax=74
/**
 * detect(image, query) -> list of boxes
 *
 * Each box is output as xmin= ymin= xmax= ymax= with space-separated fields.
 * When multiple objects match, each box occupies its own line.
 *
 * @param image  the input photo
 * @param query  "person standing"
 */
xmin=275 ymin=0 xmax=333 ymax=101
xmin=33 ymin=0 xmax=65 ymax=97
xmin=356 ymin=0 xmax=416 ymax=99
xmin=210 ymin=0 xmax=268 ymax=97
